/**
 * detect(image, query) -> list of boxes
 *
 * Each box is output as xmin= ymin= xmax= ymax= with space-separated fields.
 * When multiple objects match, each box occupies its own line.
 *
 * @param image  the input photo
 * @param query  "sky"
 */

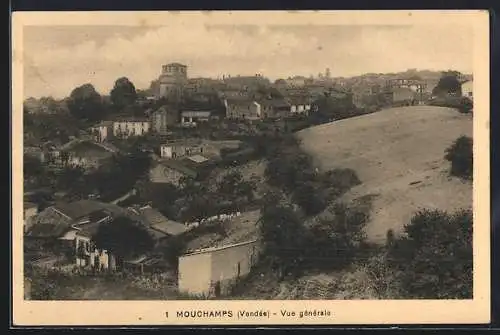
xmin=23 ymin=23 xmax=474 ymax=99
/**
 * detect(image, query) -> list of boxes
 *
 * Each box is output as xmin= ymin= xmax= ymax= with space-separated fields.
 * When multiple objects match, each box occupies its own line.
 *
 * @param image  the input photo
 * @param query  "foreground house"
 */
xmin=25 ymin=200 xmax=128 ymax=270
xmin=178 ymin=239 xmax=262 ymax=297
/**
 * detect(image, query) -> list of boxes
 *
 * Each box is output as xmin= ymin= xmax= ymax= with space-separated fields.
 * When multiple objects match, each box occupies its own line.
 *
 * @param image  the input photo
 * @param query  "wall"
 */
xmin=227 ymin=103 xmax=260 ymax=120
xmin=113 ymin=121 xmax=151 ymax=138
xmin=392 ymin=88 xmax=415 ymax=102
xmin=24 ymin=207 xmax=38 ymax=233
xmin=209 ymin=240 xmax=261 ymax=296
xmin=149 ymin=164 xmax=185 ymax=185
xmin=91 ymin=126 xmax=111 ymax=142
xmin=462 ymin=81 xmax=473 ymax=99
xmin=160 ymin=144 xmax=204 ymax=159
xmin=178 ymin=252 xmax=213 ymax=296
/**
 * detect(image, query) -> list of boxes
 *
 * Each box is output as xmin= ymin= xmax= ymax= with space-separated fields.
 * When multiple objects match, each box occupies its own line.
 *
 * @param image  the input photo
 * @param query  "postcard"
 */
xmin=12 ymin=10 xmax=490 ymax=326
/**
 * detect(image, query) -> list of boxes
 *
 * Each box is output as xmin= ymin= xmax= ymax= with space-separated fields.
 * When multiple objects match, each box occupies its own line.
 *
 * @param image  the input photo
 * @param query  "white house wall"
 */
xmin=178 ymin=252 xmax=213 ymax=297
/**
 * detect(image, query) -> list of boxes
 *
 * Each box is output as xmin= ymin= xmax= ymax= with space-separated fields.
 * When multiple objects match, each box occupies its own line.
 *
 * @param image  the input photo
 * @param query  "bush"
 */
xmin=304 ymin=203 xmax=369 ymax=270
xmin=321 ymin=168 xmax=362 ymax=197
xmin=445 ymin=136 xmax=473 ymax=180
xmin=387 ymin=208 xmax=473 ymax=299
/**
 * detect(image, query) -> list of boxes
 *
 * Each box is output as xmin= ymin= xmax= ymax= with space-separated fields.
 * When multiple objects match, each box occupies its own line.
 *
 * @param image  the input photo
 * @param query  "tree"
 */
xmin=444 ymin=136 xmax=473 ymax=180
xmin=24 ymin=155 xmax=45 ymax=180
xmin=305 ymin=203 xmax=369 ymax=269
xmin=217 ymin=171 xmax=257 ymax=202
xmin=110 ymin=77 xmax=137 ymax=110
xmin=387 ymin=209 xmax=473 ymax=299
xmin=55 ymin=166 xmax=86 ymax=192
xmin=93 ymin=216 xmax=154 ymax=261
xmin=292 ymin=182 xmax=326 ymax=216
xmin=67 ymin=83 xmax=105 ymax=123
xmin=259 ymin=195 xmax=309 ymax=279
xmin=432 ymin=72 xmax=462 ymax=96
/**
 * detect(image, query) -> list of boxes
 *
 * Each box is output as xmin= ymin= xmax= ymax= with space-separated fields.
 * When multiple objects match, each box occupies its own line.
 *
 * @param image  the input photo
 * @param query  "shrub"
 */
xmin=304 ymin=202 xmax=369 ymax=270
xmin=258 ymin=200 xmax=309 ymax=279
xmin=387 ymin=208 xmax=473 ymax=299
xmin=321 ymin=168 xmax=362 ymax=197
xmin=444 ymin=136 xmax=473 ymax=180
xmin=292 ymin=182 xmax=327 ymax=216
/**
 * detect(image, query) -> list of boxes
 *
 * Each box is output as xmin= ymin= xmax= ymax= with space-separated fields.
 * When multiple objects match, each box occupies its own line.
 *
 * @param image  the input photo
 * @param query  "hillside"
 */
xmin=297 ymin=106 xmax=473 ymax=243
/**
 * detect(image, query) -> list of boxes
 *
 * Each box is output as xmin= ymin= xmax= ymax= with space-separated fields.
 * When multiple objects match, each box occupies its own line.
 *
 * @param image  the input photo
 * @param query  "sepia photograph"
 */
xmin=12 ymin=10 xmax=490 ymax=326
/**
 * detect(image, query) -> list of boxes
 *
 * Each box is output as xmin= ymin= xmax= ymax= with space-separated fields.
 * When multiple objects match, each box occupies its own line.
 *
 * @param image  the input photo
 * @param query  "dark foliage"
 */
xmin=66 ymin=83 xmax=106 ymax=123
xmin=93 ymin=216 xmax=154 ymax=260
xmin=432 ymin=71 xmax=462 ymax=96
xmin=259 ymin=198 xmax=309 ymax=278
xmin=387 ymin=209 xmax=473 ymax=299
xmin=110 ymin=77 xmax=138 ymax=110
xmin=304 ymin=203 xmax=369 ymax=270
xmin=444 ymin=136 xmax=473 ymax=180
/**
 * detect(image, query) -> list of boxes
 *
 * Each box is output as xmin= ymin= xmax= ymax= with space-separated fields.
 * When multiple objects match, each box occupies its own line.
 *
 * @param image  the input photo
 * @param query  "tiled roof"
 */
xmin=139 ymin=206 xmax=188 ymax=236
xmin=187 ymin=155 xmax=210 ymax=164
xmin=53 ymin=200 xmax=125 ymax=221
xmin=24 ymin=202 xmax=38 ymax=210
xmin=62 ymin=141 xmax=114 ymax=159
xmin=26 ymin=222 xmax=70 ymax=238
xmin=166 ymin=62 xmax=187 ymax=67
xmin=258 ymin=98 xmax=290 ymax=108
xmin=155 ymin=159 xmax=198 ymax=178
xmin=91 ymin=121 xmax=114 ymax=127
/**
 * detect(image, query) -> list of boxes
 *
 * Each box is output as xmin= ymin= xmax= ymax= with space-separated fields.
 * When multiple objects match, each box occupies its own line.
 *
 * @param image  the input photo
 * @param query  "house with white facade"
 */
xmin=461 ymin=80 xmax=473 ymax=101
xmin=113 ymin=117 xmax=152 ymax=138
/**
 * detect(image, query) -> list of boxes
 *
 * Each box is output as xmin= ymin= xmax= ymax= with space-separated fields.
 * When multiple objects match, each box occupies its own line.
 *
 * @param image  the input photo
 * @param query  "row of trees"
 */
xmin=64 ymin=78 xmax=138 ymax=124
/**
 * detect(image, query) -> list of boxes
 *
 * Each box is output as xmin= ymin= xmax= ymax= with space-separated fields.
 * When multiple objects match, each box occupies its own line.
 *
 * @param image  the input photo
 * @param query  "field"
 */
xmin=297 ymin=106 xmax=473 ymax=243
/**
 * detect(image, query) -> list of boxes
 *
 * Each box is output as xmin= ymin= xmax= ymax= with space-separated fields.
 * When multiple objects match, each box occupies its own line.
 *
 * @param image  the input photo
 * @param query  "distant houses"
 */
xmin=180 ymin=110 xmax=214 ymax=126
xmin=149 ymin=159 xmax=200 ymax=186
xmin=224 ymin=98 xmax=262 ymax=120
xmin=461 ymin=80 xmax=473 ymax=101
xmin=160 ymin=140 xmax=205 ymax=159
xmin=49 ymin=139 xmax=117 ymax=171
xmin=151 ymin=106 xmax=179 ymax=134
xmin=113 ymin=116 xmax=152 ymax=138
xmin=90 ymin=121 xmax=114 ymax=143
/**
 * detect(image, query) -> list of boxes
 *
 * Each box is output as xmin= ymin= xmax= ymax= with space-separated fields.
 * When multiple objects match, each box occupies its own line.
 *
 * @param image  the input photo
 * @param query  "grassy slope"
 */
xmin=297 ymin=106 xmax=473 ymax=243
